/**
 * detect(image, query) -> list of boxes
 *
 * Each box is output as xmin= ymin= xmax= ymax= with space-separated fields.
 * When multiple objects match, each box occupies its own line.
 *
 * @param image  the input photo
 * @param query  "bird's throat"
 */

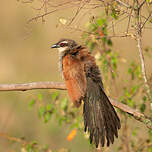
xmin=58 ymin=50 xmax=66 ymax=78
xmin=58 ymin=47 xmax=68 ymax=53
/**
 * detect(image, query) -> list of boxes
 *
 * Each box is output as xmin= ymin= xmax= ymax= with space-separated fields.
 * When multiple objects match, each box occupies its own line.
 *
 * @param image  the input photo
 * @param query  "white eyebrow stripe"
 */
xmin=60 ymin=41 xmax=68 ymax=44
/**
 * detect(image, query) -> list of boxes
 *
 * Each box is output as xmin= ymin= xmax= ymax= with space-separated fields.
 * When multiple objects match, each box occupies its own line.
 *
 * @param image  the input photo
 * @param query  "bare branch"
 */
xmin=141 ymin=12 xmax=152 ymax=30
xmin=0 ymin=82 xmax=66 ymax=91
xmin=138 ymin=0 xmax=146 ymax=10
xmin=97 ymin=0 xmax=131 ymax=8
xmin=0 ymin=81 xmax=151 ymax=129
xmin=136 ymin=33 xmax=152 ymax=103
xmin=27 ymin=0 xmax=80 ymax=24
xmin=110 ymin=98 xmax=152 ymax=130
xmin=0 ymin=132 xmax=52 ymax=151
xmin=126 ymin=2 xmax=134 ymax=33
xmin=115 ymin=0 xmax=132 ymax=8
xmin=68 ymin=0 xmax=88 ymax=25
xmin=135 ymin=6 xmax=152 ymax=104
xmin=27 ymin=9 xmax=59 ymax=24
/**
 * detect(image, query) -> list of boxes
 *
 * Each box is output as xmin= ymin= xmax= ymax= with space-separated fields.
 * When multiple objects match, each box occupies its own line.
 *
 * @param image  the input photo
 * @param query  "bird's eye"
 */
xmin=60 ymin=43 xmax=66 ymax=47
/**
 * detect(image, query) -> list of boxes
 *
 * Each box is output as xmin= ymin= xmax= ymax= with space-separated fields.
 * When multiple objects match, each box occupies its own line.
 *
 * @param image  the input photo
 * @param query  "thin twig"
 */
xmin=126 ymin=2 xmax=134 ymax=33
xmin=27 ymin=1 xmax=81 ymax=24
xmin=0 ymin=81 xmax=151 ymax=129
xmin=115 ymin=0 xmax=132 ymax=8
xmin=68 ymin=0 xmax=89 ymax=25
xmin=27 ymin=9 xmax=59 ymax=23
xmin=112 ymin=21 xmax=115 ymax=36
xmin=98 ymin=0 xmax=131 ymax=8
xmin=66 ymin=26 xmax=132 ymax=38
xmin=138 ymin=0 xmax=146 ymax=10
xmin=0 ymin=132 xmax=52 ymax=151
xmin=0 ymin=132 xmax=26 ymax=144
xmin=141 ymin=12 xmax=152 ymax=30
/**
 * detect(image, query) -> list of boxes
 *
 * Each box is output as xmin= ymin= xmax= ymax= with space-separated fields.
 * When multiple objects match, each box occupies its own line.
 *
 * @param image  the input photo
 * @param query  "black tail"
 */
xmin=83 ymin=77 xmax=121 ymax=147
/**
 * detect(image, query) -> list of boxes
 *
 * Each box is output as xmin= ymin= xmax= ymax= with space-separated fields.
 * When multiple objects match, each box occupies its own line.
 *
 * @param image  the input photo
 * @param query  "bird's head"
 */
xmin=51 ymin=39 xmax=78 ymax=53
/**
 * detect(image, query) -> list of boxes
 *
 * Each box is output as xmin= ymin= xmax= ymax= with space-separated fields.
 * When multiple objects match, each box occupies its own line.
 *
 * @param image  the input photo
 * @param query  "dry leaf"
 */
xmin=59 ymin=18 xmax=67 ymax=25
xmin=67 ymin=129 xmax=77 ymax=141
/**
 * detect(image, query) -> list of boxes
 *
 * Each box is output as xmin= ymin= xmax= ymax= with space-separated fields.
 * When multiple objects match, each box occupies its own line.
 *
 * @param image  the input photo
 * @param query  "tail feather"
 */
xmin=83 ymin=77 xmax=121 ymax=147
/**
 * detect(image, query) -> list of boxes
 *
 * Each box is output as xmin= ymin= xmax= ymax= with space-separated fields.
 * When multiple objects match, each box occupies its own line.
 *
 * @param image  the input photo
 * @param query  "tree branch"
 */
xmin=136 ymin=33 xmax=152 ymax=103
xmin=135 ymin=5 xmax=152 ymax=104
xmin=0 ymin=82 xmax=66 ymax=91
xmin=0 ymin=81 xmax=151 ymax=129
xmin=115 ymin=0 xmax=132 ymax=8
xmin=98 ymin=0 xmax=131 ymax=8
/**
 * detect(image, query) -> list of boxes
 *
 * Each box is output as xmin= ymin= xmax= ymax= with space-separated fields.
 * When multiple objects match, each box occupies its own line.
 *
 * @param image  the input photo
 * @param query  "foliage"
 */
xmin=27 ymin=92 xmax=85 ymax=151
xmin=82 ymin=14 xmax=152 ymax=151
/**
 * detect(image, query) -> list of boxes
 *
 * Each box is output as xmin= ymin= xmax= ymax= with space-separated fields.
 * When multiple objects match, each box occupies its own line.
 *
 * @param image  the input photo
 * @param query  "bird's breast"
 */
xmin=61 ymin=54 xmax=86 ymax=107
xmin=62 ymin=55 xmax=80 ymax=80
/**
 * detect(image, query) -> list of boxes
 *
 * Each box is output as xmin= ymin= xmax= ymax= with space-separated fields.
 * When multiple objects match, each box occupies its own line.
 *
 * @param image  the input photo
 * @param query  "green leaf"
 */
xmin=28 ymin=99 xmax=35 ymax=109
xmin=119 ymin=96 xmax=125 ymax=103
xmin=127 ymin=98 xmax=134 ymax=107
xmin=102 ymin=37 xmax=107 ymax=43
xmin=149 ymin=130 xmax=152 ymax=141
xmin=132 ymin=128 xmax=138 ymax=136
xmin=102 ymin=26 xmax=107 ymax=35
xmin=149 ymin=147 xmax=152 ymax=152
xmin=44 ymin=112 xmax=51 ymax=123
xmin=97 ymin=19 xmax=104 ymax=26
xmin=25 ymin=142 xmax=38 ymax=152
xmin=47 ymin=103 xmax=53 ymax=111
xmin=111 ymin=10 xmax=118 ymax=19
xmin=52 ymin=91 xmax=59 ymax=100
xmin=42 ymin=144 xmax=49 ymax=151
xmin=131 ymin=85 xmax=138 ymax=94
xmin=88 ymin=23 xmax=97 ymax=32
xmin=142 ymin=96 xmax=147 ymax=101
xmin=70 ymin=121 xmax=80 ymax=129
xmin=146 ymin=0 xmax=152 ymax=3
xmin=140 ymin=103 xmax=146 ymax=113
xmin=38 ymin=94 xmax=43 ymax=100
xmin=60 ymin=98 xmax=68 ymax=111
xmin=26 ymin=144 xmax=33 ymax=152
xmin=125 ymin=90 xmax=131 ymax=98
xmin=130 ymin=140 xmax=134 ymax=148
xmin=107 ymin=39 xmax=112 ymax=46
xmin=58 ymin=116 xmax=66 ymax=125
xmin=38 ymin=106 xmax=46 ymax=118
xmin=111 ymin=55 xmax=117 ymax=69
xmin=102 ymin=59 xmax=109 ymax=72
xmin=128 ymin=68 xmax=132 ymax=74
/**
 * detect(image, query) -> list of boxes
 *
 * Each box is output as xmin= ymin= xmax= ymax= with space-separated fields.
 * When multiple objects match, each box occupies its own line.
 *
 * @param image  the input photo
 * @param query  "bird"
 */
xmin=51 ymin=38 xmax=121 ymax=148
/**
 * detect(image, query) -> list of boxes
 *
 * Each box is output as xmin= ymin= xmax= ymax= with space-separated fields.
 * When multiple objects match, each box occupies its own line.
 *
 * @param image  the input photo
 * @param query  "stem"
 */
xmin=136 ymin=33 xmax=152 ymax=103
xmin=135 ymin=3 xmax=152 ymax=104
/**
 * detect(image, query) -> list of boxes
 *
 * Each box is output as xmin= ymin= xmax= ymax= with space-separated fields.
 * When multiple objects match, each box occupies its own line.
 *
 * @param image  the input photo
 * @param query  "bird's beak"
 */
xmin=51 ymin=44 xmax=60 ymax=48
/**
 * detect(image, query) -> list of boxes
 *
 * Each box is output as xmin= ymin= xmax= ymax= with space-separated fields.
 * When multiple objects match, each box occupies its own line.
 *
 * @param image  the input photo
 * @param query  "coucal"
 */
xmin=51 ymin=39 xmax=121 ymax=147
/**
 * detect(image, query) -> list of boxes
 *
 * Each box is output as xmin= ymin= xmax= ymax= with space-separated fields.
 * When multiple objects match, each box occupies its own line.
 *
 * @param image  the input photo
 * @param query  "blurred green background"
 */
xmin=0 ymin=0 xmax=152 ymax=152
